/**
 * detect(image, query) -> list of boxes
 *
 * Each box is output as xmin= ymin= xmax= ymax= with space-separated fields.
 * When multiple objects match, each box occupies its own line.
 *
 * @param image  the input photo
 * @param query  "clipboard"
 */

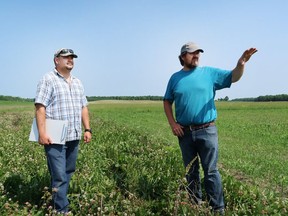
xmin=29 ymin=118 xmax=68 ymax=145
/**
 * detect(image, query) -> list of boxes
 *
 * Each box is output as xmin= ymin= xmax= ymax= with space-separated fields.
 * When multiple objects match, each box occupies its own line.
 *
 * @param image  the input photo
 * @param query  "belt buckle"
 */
xmin=189 ymin=122 xmax=210 ymax=131
xmin=189 ymin=125 xmax=194 ymax=131
xmin=189 ymin=125 xmax=200 ymax=131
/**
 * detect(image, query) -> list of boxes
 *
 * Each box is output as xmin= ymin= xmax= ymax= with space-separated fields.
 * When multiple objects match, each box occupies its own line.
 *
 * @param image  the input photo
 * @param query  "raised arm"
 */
xmin=232 ymin=48 xmax=257 ymax=83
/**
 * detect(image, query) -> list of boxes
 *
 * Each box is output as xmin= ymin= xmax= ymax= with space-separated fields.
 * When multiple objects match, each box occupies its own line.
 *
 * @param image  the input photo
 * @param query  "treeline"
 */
xmin=87 ymin=95 xmax=163 ymax=101
xmin=0 ymin=95 xmax=163 ymax=102
xmin=1 ymin=94 xmax=288 ymax=102
xmin=0 ymin=95 xmax=34 ymax=102
xmin=232 ymin=94 xmax=288 ymax=102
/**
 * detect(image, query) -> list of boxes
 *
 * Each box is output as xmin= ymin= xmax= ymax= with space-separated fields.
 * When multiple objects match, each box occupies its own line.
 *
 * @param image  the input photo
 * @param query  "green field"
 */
xmin=0 ymin=101 xmax=287 ymax=215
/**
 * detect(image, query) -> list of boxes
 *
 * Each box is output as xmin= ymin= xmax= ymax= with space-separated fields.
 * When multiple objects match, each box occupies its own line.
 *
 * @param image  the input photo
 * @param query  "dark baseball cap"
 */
xmin=54 ymin=48 xmax=78 ymax=58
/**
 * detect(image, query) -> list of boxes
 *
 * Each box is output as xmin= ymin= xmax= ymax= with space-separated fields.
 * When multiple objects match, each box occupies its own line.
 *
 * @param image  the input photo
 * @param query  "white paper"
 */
xmin=29 ymin=118 xmax=68 ymax=145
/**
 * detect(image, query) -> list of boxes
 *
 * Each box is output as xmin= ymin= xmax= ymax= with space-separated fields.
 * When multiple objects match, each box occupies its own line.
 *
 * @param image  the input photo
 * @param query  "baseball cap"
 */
xmin=180 ymin=42 xmax=204 ymax=55
xmin=54 ymin=48 xmax=78 ymax=58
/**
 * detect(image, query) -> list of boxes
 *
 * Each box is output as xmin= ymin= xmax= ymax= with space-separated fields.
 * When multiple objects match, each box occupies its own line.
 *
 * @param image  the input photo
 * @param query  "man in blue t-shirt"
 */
xmin=163 ymin=42 xmax=257 ymax=213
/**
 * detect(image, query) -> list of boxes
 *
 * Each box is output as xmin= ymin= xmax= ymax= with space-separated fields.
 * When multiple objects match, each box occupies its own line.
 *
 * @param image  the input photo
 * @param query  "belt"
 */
xmin=183 ymin=121 xmax=215 ymax=131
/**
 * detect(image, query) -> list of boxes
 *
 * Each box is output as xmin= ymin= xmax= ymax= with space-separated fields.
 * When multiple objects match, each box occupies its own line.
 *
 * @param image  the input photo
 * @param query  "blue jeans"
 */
xmin=44 ymin=140 xmax=79 ymax=213
xmin=178 ymin=125 xmax=224 ymax=210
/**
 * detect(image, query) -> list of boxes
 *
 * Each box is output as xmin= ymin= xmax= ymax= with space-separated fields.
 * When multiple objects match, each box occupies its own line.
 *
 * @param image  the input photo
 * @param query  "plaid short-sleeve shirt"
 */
xmin=35 ymin=69 xmax=88 ymax=141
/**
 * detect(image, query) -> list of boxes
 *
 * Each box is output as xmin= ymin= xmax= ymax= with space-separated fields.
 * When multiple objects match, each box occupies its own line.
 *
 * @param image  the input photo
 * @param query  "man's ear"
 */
xmin=179 ymin=55 xmax=184 ymax=66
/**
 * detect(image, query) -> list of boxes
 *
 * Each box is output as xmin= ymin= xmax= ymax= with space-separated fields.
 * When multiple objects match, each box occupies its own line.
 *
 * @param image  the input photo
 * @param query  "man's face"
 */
xmin=55 ymin=55 xmax=74 ymax=71
xmin=181 ymin=50 xmax=201 ymax=69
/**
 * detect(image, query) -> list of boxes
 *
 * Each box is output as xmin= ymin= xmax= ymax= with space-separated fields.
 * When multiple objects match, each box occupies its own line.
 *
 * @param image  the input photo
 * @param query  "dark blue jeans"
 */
xmin=178 ymin=125 xmax=224 ymax=210
xmin=44 ymin=140 xmax=79 ymax=213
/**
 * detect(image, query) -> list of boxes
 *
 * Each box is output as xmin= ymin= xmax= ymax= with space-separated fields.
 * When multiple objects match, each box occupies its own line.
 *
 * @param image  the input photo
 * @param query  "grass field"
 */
xmin=0 ymin=100 xmax=287 ymax=215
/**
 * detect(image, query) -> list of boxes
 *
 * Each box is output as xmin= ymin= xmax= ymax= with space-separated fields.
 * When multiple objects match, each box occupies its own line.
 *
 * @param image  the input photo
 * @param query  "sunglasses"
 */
xmin=57 ymin=49 xmax=74 ymax=56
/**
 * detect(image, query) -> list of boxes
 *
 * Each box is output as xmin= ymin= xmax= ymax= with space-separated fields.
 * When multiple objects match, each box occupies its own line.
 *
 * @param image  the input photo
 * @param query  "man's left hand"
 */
xmin=83 ymin=132 xmax=92 ymax=143
xmin=239 ymin=48 xmax=258 ymax=65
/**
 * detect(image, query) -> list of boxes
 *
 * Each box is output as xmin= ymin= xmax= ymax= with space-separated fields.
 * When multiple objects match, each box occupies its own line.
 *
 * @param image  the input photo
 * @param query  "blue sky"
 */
xmin=1 ymin=0 xmax=287 ymax=99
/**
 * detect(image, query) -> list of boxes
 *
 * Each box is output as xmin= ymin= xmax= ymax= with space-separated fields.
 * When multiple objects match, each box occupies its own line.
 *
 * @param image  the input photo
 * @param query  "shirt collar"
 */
xmin=53 ymin=69 xmax=74 ymax=80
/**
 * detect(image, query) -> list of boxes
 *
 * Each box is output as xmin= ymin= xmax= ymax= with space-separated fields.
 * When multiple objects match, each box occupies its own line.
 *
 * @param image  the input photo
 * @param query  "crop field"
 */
xmin=0 ymin=100 xmax=287 ymax=215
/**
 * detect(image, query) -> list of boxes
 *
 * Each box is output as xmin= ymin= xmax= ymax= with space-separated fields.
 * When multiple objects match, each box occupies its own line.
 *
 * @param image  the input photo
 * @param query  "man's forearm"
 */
xmin=35 ymin=104 xmax=46 ymax=136
xmin=231 ymin=47 xmax=258 ymax=83
xmin=231 ymin=61 xmax=245 ymax=83
xmin=82 ymin=106 xmax=90 ymax=129
xmin=163 ymin=100 xmax=176 ymax=126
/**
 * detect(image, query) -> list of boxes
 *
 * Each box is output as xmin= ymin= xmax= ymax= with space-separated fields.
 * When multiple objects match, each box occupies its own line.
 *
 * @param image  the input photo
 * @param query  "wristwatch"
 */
xmin=84 ymin=128 xmax=92 ymax=134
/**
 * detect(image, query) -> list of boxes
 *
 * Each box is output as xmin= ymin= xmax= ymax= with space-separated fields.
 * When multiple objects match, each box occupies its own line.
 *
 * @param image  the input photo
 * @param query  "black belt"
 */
xmin=183 ymin=121 xmax=215 ymax=131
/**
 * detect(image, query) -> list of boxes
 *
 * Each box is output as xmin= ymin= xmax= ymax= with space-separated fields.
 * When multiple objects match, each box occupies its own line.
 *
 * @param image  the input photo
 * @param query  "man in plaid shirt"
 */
xmin=34 ymin=48 xmax=92 ymax=213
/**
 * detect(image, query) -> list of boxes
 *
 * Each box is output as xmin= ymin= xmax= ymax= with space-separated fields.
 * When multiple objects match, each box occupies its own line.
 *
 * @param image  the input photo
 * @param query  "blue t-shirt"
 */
xmin=163 ymin=66 xmax=232 ymax=125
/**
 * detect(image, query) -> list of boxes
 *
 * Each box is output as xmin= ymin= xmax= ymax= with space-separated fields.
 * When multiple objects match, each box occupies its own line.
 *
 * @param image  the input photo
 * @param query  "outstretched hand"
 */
xmin=239 ymin=48 xmax=257 ymax=65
